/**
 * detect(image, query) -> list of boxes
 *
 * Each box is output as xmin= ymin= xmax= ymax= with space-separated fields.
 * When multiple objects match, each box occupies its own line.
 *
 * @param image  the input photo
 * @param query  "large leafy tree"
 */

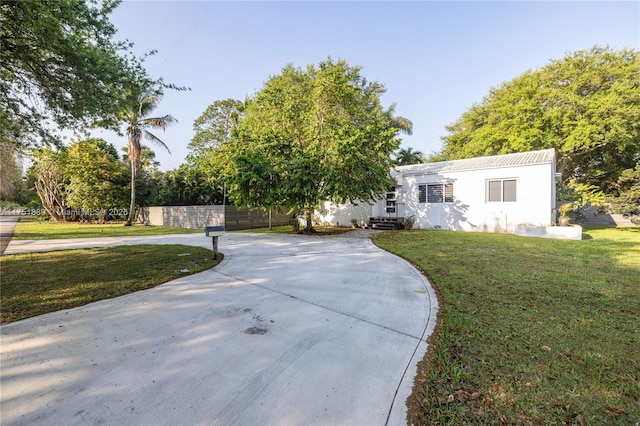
xmin=30 ymin=147 xmax=69 ymax=221
xmin=119 ymin=93 xmax=176 ymax=225
xmin=0 ymin=0 xmax=163 ymax=149
xmin=0 ymin=141 xmax=22 ymax=200
xmin=176 ymin=98 xmax=245 ymax=205
xmin=189 ymin=99 xmax=244 ymax=157
xmin=29 ymin=139 xmax=130 ymax=222
xmin=66 ymin=138 xmax=128 ymax=221
xmin=609 ymin=166 xmax=640 ymax=224
xmin=221 ymin=58 xmax=406 ymax=232
xmin=440 ymin=46 xmax=640 ymax=193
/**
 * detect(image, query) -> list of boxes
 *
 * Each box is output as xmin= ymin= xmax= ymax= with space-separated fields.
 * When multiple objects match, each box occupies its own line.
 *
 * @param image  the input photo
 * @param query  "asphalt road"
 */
xmin=0 ymin=215 xmax=19 ymax=255
xmin=1 ymin=231 xmax=438 ymax=425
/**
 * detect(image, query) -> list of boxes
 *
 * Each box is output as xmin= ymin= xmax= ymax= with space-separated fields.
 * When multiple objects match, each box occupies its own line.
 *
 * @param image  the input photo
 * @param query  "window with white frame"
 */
xmin=487 ymin=179 xmax=517 ymax=202
xmin=418 ymin=183 xmax=453 ymax=203
xmin=444 ymin=183 xmax=454 ymax=202
xmin=418 ymin=185 xmax=427 ymax=203
xmin=386 ymin=186 xmax=397 ymax=213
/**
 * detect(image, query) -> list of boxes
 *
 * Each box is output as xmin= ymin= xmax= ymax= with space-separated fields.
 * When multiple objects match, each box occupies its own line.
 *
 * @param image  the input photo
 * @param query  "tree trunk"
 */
xmin=303 ymin=202 xmax=315 ymax=233
xmin=557 ymin=153 xmax=571 ymax=178
xmin=34 ymin=168 xmax=66 ymax=222
xmin=125 ymin=164 xmax=137 ymax=226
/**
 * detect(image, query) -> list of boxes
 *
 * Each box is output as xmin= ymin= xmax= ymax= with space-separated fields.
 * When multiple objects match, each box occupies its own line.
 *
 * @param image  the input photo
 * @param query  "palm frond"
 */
xmin=386 ymin=103 xmax=398 ymax=115
xmin=138 ymin=95 xmax=161 ymax=116
xmin=393 ymin=116 xmax=413 ymax=135
xmin=143 ymin=130 xmax=171 ymax=154
xmin=143 ymin=114 xmax=178 ymax=130
xmin=384 ymin=103 xmax=413 ymax=135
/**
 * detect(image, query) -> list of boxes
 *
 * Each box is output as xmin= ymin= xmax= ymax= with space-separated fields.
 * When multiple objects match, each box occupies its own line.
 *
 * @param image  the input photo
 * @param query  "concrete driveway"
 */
xmin=1 ymin=231 xmax=438 ymax=425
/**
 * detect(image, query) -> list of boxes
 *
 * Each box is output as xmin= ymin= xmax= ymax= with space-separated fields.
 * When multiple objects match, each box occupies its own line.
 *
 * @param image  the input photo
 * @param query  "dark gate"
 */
xmin=224 ymin=206 xmax=294 ymax=231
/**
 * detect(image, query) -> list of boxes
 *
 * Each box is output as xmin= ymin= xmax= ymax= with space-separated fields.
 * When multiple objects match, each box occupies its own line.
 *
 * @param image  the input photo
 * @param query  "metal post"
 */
xmin=211 ymin=236 xmax=218 ymax=260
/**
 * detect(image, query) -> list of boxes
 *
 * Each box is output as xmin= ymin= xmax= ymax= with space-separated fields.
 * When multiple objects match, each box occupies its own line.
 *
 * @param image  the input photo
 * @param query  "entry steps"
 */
xmin=366 ymin=217 xmax=402 ymax=230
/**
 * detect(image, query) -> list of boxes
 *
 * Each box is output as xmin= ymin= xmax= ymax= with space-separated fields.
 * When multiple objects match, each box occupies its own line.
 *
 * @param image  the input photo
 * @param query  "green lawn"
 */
xmin=12 ymin=220 xmax=202 ymax=240
xmin=0 ymin=245 xmax=219 ymax=324
xmin=11 ymin=221 xmax=351 ymax=239
xmin=373 ymin=227 xmax=639 ymax=425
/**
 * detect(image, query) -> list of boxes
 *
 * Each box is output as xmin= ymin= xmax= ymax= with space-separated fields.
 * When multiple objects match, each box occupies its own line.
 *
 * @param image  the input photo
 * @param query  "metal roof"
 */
xmin=393 ymin=148 xmax=556 ymax=176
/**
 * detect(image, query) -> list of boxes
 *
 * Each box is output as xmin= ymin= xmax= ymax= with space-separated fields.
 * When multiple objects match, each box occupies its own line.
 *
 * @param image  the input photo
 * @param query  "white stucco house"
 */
xmin=317 ymin=148 xmax=580 ymax=239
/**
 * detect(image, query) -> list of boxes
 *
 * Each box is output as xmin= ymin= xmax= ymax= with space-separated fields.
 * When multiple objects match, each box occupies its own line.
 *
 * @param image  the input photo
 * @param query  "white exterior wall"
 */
xmin=392 ymin=162 xmax=555 ymax=233
xmin=315 ymin=149 xmax=559 ymax=234
xmin=316 ymin=200 xmax=374 ymax=227
xmin=372 ymin=197 xmax=389 ymax=218
xmin=317 ymin=155 xmax=556 ymax=233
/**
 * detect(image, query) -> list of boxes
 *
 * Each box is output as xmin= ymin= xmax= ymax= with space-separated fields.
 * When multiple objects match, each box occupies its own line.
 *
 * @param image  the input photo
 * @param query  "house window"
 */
xmin=386 ymin=186 xmax=397 ymax=213
xmin=427 ymin=184 xmax=443 ymax=203
xmin=418 ymin=183 xmax=453 ymax=203
xmin=418 ymin=185 xmax=427 ymax=203
xmin=488 ymin=181 xmax=502 ymax=202
xmin=487 ymin=179 xmax=517 ymax=202
xmin=444 ymin=183 xmax=454 ymax=202
xmin=386 ymin=186 xmax=396 ymax=200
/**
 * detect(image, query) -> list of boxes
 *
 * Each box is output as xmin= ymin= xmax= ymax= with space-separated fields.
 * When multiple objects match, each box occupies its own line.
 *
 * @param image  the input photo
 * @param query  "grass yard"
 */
xmin=12 ymin=220 xmax=351 ymax=239
xmin=13 ymin=220 xmax=202 ymax=240
xmin=374 ymin=227 xmax=639 ymax=425
xmin=0 ymin=245 xmax=219 ymax=324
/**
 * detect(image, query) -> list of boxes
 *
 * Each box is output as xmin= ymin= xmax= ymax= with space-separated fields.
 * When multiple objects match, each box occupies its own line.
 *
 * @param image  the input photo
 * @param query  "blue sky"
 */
xmin=91 ymin=1 xmax=640 ymax=171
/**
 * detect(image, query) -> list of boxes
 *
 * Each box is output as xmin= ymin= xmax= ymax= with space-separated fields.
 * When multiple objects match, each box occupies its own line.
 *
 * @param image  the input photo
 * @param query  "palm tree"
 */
xmin=395 ymin=147 xmax=426 ymax=166
xmin=385 ymin=103 xmax=413 ymax=136
xmin=121 ymin=93 xmax=176 ymax=226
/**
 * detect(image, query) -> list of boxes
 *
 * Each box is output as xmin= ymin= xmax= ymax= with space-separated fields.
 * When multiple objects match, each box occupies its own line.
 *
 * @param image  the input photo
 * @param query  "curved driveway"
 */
xmin=1 ymin=231 xmax=438 ymax=425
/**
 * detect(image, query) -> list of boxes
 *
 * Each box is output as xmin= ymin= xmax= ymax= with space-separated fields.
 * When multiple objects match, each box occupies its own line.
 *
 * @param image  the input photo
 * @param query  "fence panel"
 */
xmin=141 ymin=205 xmax=294 ymax=230
xmin=224 ymin=206 xmax=293 ymax=230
